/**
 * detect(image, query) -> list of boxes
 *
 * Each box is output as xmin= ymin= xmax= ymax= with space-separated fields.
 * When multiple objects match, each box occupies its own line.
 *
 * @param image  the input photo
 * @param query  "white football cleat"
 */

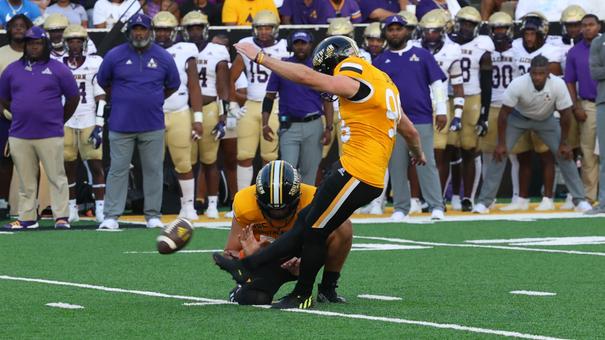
xmin=409 ymin=198 xmax=422 ymax=214
xmin=472 ymin=203 xmax=489 ymax=214
xmin=95 ymin=203 xmax=105 ymax=223
xmin=68 ymin=204 xmax=79 ymax=223
xmin=146 ymin=218 xmax=163 ymax=229
xmin=368 ymin=198 xmax=384 ymax=215
xmin=224 ymin=210 xmax=234 ymax=218
xmin=179 ymin=199 xmax=198 ymax=221
xmin=450 ymin=195 xmax=462 ymax=211
xmin=205 ymin=205 xmax=219 ymax=219
xmin=500 ymin=197 xmax=529 ymax=211
xmin=574 ymin=201 xmax=593 ymax=213
xmin=98 ymin=218 xmax=119 ymax=230
xmin=560 ymin=193 xmax=574 ymax=210
xmin=390 ymin=211 xmax=407 ymax=222
xmin=431 ymin=209 xmax=445 ymax=220
xmin=535 ymin=197 xmax=555 ymax=211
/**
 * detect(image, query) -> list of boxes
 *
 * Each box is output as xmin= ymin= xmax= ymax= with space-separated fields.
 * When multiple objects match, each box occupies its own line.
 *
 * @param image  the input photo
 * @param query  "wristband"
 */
xmin=255 ymin=51 xmax=265 ymax=65
xmin=453 ymin=97 xmax=465 ymax=107
xmin=454 ymin=108 xmax=463 ymax=119
xmin=193 ymin=111 xmax=204 ymax=123
xmin=95 ymin=99 xmax=107 ymax=126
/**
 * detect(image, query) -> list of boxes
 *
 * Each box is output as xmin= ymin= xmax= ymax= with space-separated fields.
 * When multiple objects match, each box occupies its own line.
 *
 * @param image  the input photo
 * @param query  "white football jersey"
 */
xmin=491 ymin=47 xmax=515 ymax=107
xmin=49 ymin=40 xmax=98 ymax=61
xmin=65 ymin=55 xmax=105 ymax=129
xmin=197 ymin=42 xmax=230 ymax=98
xmin=456 ymin=35 xmax=494 ymax=95
xmin=546 ymin=35 xmax=573 ymax=73
xmin=164 ymin=42 xmax=199 ymax=112
xmin=358 ymin=48 xmax=372 ymax=63
xmin=433 ymin=40 xmax=463 ymax=83
xmin=238 ymin=36 xmax=290 ymax=101
xmin=512 ymin=38 xmax=562 ymax=76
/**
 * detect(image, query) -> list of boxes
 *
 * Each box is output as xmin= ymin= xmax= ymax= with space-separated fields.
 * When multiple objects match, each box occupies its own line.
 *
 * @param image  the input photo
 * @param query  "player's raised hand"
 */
xmin=234 ymin=42 xmax=260 ymax=61
xmin=239 ymin=225 xmax=260 ymax=256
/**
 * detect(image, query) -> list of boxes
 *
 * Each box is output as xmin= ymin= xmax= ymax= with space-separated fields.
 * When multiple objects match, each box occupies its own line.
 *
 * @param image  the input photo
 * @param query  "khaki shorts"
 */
xmin=165 ymin=108 xmax=193 ymax=174
xmin=191 ymin=101 xmax=220 ymax=165
xmin=433 ymin=100 xmax=452 ymax=150
xmin=236 ymin=99 xmax=279 ymax=161
xmin=480 ymin=106 xmax=550 ymax=154
xmin=64 ymin=126 xmax=102 ymax=161
xmin=447 ymin=94 xmax=480 ymax=150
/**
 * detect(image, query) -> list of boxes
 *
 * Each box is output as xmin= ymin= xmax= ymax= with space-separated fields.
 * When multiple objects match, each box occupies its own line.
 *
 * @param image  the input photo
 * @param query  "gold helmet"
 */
xmin=362 ymin=22 xmax=385 ymax=49
xmin=181 ymin=11 xmax=209 ymax=42
xmin=454 ymin=6 xmax=482 ymax=40
xmin=327 ymin=17 xmax=354 ymax=38
xmin=397 ymin=10 xmax=418 ymax=27
xmin=521 ymin=11 xmax=549 ymax=36
xmin=44 ymin=13 xmax=69 ymax=31
xmin=252 ymin=10 xmax=280 ymax=40
xmin=152 ymin=11 xmax=178 ymax=43
xmin=561 ymin=5 xmax=586 ymax=24
xmin=63 ymin=24 xmax=88 ymax=40
xmin=419 ymin=9 xmax=449 ymax=50
xmin=488 ymin=11 xmax=513 ymax=43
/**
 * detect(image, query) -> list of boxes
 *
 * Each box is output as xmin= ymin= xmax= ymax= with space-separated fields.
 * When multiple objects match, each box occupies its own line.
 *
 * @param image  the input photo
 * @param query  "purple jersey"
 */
xmin=374 ymin=46 xmax=446 ymax=124
xmin=97 ymin=43 xmax=180 ymax=133
xmin=358 ymin=0 xmax=400 ymax=22
xmin=0 ymin=59 xmax=79 ymax=139
xmin=266 ymin=56 xmax=323 ymax=118
xmin=279 ymin=0 xmax=332 ymax=24
xmin=564 ymin=40 xmax=597 ymax=101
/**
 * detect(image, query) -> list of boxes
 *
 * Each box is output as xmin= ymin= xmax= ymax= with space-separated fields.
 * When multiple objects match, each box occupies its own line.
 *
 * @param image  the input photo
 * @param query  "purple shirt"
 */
xmin=374 ymin=46 xmax=446 ymax=124
xmin=358 ymin=0 xmax=400 ymax=22
xmin=564 ymin=39 xmax=598 ymax=101
xmin=266 ymin=56 xmax=323 ymax=118
xmin=97 ymin=43 xmax=180 ymax=133
xmin=325 ymin=0 xmax=362 ymax=23
xmin=415 ymin=0 xmax=449 ymax=22
xmin=279 ymin=0 xmax=332 ymax=24
xmin=0 ymin=59 xmax=79 ymax=139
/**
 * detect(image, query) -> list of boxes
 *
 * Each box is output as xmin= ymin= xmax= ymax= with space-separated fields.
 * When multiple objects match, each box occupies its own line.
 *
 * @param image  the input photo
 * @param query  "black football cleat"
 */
xmin=271 ymin=293 xmax=313 ymax=309
xmin=461 ymin=198 xmax=473 ymax=212
xmin=212 ymin=252 xmax=252 ymax=284
xmin=317 ymin=284 xmax=347 ymax=303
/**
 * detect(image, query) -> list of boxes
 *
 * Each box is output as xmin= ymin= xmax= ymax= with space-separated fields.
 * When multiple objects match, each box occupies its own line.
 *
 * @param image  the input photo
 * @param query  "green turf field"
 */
xmin=1 ymin=216 xmax=605 ymax=339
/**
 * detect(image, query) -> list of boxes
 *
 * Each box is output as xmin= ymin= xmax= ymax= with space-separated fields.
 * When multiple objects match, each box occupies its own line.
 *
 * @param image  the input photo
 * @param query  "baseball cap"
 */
xmin=290 ymin=30 xmax=313 ymax=43
xmin=24 ymin=26 xmax=48 ymax=40
xmin=382 ymin=15 xmax=408 ymax=27
xmin=128 ymin=13 xmax=152 ymax=30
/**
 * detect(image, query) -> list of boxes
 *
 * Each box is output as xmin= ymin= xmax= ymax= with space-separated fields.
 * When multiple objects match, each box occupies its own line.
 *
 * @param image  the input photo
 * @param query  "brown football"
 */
xmin=156 ymin=218 xmax=193 ymax=254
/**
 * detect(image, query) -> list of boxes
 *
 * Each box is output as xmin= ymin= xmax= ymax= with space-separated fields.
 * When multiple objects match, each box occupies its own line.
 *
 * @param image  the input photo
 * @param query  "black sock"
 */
xmin=319 ymin=271 xmax=340 ymax=289
xmin=242 ymin=220 xmax=304 ymax=270
xmin=293 ymin=231 xmax=327 ymax=297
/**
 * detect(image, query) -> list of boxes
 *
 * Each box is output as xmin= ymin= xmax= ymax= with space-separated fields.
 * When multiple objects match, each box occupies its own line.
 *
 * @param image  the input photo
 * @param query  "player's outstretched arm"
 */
xmin=234 ymin=42 xmax=359 ymax=98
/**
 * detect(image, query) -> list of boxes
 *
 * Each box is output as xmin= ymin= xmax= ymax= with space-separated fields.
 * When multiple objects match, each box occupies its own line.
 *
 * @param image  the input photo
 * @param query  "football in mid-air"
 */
xmin=156 ymin=218 xmax=193 ymax=254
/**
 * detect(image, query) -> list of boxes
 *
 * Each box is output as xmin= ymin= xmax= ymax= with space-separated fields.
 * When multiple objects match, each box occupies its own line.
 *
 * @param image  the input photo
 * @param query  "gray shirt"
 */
xmin=589 ymin=34 xmax=605 ymax=105
xmin=45 ymin=3 xmax=88 ymax=25
xmin=502 ymin=73 xmax=573 ymax=120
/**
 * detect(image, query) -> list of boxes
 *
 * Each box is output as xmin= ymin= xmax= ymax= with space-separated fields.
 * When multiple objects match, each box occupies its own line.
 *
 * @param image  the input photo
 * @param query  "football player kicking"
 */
xmin=223 ymin=160 xmax=351 ymax=305
xmin=213 ymin=35 xmax=425 ymax=309
xmin=152 ymin=12 xmax=204 ymax=220
xmin=62 ymin=25 xmax=106 ymax=222
xmin=182 ymin=11 xmax=232 ymax=219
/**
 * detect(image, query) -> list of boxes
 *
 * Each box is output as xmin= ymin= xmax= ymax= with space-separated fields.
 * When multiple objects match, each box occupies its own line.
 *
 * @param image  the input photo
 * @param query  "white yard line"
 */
xmin=358 ymin=294 xmax=403 ymax=301
xmin=0 ymin=274 xmax=568 ymax=340
xmin=355 ymin=236 xmax=605 ymax=257
xmin=510 ymin=291 xmax=557 ymax=297
xmin=124 ymin=249 xmax=223 ymax=254
xmin=46 ymin=302 xmax=84 ymax=309
xmin=0 ymin=231 xmax=14 ymax=235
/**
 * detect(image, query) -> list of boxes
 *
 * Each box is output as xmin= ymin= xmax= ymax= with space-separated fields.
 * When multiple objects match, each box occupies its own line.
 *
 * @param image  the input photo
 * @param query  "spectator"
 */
xmin=587 ymin=14 xmax=605 ymax=215
xmin=142 ymin=0 xmax=180 ymax=20
xmin=262 ymin=30 xmax=333 ymax=184
xmin=0 ymin=0 xmax=42 ymax=27
xmin=473 ymin=56 xmax=593 ymax=214
xmin=480 ymin=0 xmax=516 ymax=20
xmin=179 ymin=0 xmax=221 ymax=25
xmin=45 ymin=0 xmax=88 ymax=26
xmin=93 ymin=0 xmax=141 ymax=29
xmin=0 ymin=26 xmax=80 ymax=230
xmin=0 ymin=14 xmax=33 ymax=220
xmin=514 ymin=0 xmax=567 ymax=21
xmin=280 ymin=0 xmax=361 ymax=24
xmin=358 ymin=0 xmax=406 ymax=22
xmin=565 ymin=14 xmax=600 ymax=204
xmin=222 ymin=0 xmax=278 ymax=25
xmin=96 ymin=13 xmax=180 ymax=230
xmin=415 ymin=0 xmax=461 ymax=21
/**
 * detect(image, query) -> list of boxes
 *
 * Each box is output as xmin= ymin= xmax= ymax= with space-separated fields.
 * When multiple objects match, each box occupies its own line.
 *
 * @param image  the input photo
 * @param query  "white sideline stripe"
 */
xmin=124 ymin=249 xmax=222 ymax=254
xmin=96 ymin=229 xmax=123 ymax=232
xmin=510 ymin=291 xmax=556 ymax=297
xmin=46 ymin=302 xmax=84 ymax=309
xmin=183 ymin=302 xmax=226 ymax=306
xmin=355 ymin=236 xmax=605 ymax=257
xmin=0 ymin=274 xmax=568 ymax=340
xmin=124 ymin=245 xmax=429 ymax=254
xmin=0 ymin=231 xmax=14 ymax=234
xmin=358 ymin=294 xmax=402 ymax=301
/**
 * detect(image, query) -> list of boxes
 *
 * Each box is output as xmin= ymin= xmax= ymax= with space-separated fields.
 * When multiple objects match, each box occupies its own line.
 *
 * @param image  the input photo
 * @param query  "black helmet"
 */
xmin=255 ymin=160 xmax=301 ymax=222
xmin=312 ymin=35 xmax=360 ymax=75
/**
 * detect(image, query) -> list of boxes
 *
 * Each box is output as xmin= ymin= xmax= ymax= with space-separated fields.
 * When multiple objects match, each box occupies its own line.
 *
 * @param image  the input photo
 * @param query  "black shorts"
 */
xmin=299 ymin=161 xmax=383 ymax=236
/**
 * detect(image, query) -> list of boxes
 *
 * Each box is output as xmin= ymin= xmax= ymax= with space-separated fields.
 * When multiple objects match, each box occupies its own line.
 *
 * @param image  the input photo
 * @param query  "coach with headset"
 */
xmin=261 ymin=30 xmax=333 ymax=185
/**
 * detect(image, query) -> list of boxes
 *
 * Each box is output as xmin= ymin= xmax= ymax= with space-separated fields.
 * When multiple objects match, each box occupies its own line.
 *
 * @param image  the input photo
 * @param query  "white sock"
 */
xmin=471 ymin=156 xmax=482 ymax=201
xmin=0 ymin=199 xmax=7 ymax=209
xmin=208 ymin=195 xmax=218 ymax=209
xmin=509 ymin=154 xmax=520 ymax=198
xmin=69 ymin=199 xmax=77 ymax=209
xmin=95 ymin=200 xmax=104 ymax=209
xmin=237 ymin=165 xmax=253 ymax=191
xmin=179 ymin=179 xmax=195 ymax=204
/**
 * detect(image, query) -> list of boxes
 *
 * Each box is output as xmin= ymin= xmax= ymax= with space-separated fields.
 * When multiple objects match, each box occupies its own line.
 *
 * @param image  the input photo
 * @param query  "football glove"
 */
xmin=211 ymin=121 xmax=226 ymax=141
xmin=228 ymin=101 xmax=246 ymax=120
xmin=88 ymin=126 xmax=103 ymax=149
xmin=449 ymin=117 xmax=462 ymax=132
xmin=226 ymin=116 xmax=237 ymax=130
xmin=475 ymin=117 xmax=488 ymax=137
